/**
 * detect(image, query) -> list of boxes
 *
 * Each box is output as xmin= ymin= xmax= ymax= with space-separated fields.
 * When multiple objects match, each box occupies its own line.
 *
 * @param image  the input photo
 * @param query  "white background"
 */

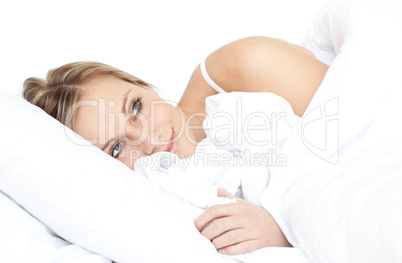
xmin=0 ymin=0 xmax=325 ymax=103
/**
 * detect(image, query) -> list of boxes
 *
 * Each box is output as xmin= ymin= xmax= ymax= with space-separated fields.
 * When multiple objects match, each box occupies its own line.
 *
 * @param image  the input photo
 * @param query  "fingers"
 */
xmin=217 ymin=188 xmax=246 ymax=204
xmin=201 ymin=215 xmax=245 ymax=241
xmin=212 ymin=228 xmax=246 ymax=249
xmin=195 ymin=203 xmax=237 ymax=232
xmin=195 ymin=191 xmax=293 ymax=255
xmin=217 ymin=188 xmax=234 ymax=198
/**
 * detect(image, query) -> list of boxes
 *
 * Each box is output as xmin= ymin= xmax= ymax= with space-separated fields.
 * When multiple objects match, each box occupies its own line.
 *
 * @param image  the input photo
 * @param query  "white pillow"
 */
xmin=0 ymin=191 xmax=111 ymax=263
xmin=0 ymin=94 xmax=232 ymax=263
xmin=261 ymin=0 xmax=402 ymax=262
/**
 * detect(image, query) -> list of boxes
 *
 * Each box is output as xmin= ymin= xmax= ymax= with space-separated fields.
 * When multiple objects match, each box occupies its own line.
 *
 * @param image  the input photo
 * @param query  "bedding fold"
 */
xmin=261 ymin=0 xmax=402 ymax=262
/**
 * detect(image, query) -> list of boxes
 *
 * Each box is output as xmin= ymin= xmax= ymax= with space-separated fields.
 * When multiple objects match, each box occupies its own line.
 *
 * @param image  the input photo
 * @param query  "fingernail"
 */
xmin=219 ymin=248 xmax=227 ymax=255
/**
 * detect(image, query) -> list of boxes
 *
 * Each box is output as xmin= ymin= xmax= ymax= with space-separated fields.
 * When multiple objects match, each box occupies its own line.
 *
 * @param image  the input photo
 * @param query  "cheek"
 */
xmin=154 ymin=104 xmax=179 ymax=125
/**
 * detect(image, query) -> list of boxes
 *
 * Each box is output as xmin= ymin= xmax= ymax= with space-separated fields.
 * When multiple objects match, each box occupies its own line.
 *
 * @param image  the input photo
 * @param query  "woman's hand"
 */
xmin=195 ymin=188 xmax=292 ymax=255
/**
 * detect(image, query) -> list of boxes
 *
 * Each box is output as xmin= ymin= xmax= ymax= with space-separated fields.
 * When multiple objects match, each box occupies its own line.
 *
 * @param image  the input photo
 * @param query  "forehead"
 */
xmin=72 ymin=76 xmax=140 ymax=146
xmin=81 ymin=76 xmax=136 ymax=101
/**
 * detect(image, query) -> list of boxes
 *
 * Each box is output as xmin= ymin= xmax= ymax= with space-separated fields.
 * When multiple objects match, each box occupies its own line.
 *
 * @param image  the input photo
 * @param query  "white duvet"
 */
xmin=262 ymin=0 xmax=402 ymax=262
xmin=1 ymin=0 xmax=402 ymax=262
xmin=136 ymin=91 xmax=312 ymax=263
xmin=136 ymin=91 xmax=300 ymax=219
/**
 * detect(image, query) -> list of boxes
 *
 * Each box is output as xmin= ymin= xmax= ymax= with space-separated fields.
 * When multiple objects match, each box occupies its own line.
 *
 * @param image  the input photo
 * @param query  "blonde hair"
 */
xmin=23 ymin=61 xmax=150 ymax=129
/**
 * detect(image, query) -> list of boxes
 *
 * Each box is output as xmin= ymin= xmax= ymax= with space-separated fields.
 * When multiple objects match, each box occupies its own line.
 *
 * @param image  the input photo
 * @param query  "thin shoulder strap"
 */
xmin=200 ymin=58 xmax=226 ymax=94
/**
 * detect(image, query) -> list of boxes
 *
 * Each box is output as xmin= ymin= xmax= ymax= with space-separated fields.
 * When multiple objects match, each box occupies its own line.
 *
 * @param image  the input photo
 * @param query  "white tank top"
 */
xmin=200 ymin=58 xmax=226 ymax=94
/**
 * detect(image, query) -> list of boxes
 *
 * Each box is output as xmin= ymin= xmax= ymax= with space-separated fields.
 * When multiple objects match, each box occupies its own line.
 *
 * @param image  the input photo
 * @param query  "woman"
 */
xmin=23 ymin=36 xmax=328 ymax=255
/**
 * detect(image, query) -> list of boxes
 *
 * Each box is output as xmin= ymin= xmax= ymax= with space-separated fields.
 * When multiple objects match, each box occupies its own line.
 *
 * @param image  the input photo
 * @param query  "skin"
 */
xmin=74 ymin=77 xmax=202 ymax=168
xmin=74 ymin=36 xmax=329 ymax=255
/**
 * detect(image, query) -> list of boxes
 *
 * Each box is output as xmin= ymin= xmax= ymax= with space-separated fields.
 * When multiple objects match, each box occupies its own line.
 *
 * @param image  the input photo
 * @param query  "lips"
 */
xmin=164 ymin=129 xmax=178 ymax=153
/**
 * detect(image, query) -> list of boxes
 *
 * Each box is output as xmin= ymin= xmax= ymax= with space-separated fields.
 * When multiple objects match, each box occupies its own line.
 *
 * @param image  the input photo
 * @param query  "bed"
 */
xmin=1 ymin=0 xmax=402 ymax=262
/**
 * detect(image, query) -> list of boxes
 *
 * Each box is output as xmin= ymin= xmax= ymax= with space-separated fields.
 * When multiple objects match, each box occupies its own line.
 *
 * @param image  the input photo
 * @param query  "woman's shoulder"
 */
xmin=177 ymin=37 xmax=265 ymax=114
xmin=179 ymin=36 xmax=328 ymax=117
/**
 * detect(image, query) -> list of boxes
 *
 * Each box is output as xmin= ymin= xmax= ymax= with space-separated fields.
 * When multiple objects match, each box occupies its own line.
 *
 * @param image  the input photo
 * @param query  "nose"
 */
xmin=125 ymin=122 xmax=161 ymax=156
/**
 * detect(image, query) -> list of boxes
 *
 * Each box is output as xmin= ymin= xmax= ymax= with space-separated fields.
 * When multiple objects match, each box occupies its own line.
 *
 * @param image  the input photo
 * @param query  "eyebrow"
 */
xmin=101 ymin=89 xmax=133 ymax=153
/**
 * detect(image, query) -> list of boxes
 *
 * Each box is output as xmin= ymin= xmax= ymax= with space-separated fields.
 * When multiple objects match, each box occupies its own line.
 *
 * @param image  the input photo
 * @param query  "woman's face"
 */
xmin=74 ymin=76 xmax=196 ymax=169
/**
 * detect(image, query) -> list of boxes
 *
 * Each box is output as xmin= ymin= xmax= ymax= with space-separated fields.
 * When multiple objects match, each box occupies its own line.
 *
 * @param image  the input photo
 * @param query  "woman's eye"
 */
xmin=132 ymin=99 xmax=142 ymax=118
xmin=111 ymin=142 xmax=123 ymax=158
